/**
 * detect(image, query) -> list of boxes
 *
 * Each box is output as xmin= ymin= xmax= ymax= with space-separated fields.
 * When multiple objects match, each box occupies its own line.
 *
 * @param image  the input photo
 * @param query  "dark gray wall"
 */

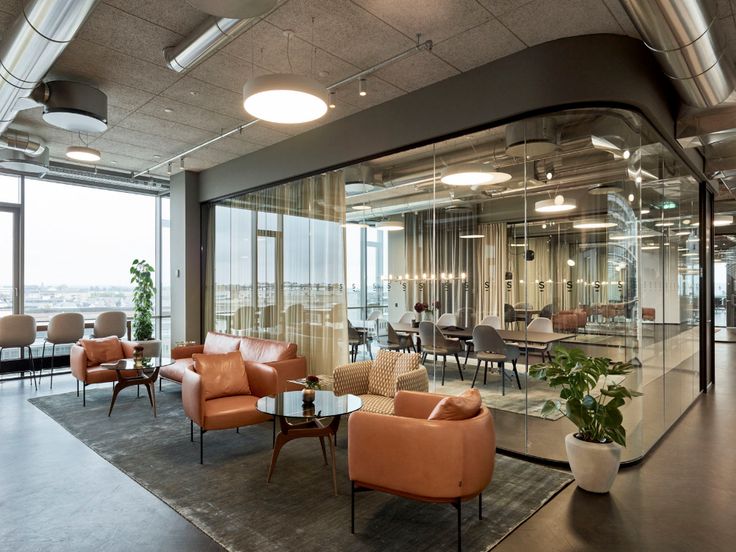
xmin=170 ymin=170 xmax=201 ymax=343
xmin=198 ymin=34 xmax=700 ymax=203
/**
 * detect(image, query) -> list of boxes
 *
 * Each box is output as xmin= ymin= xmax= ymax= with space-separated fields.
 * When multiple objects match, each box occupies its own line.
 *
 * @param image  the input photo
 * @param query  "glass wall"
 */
xmin=204 ymin=107 xmax=706 ymax=462
xmin=204 ymin=174 xmax=348 ymax=370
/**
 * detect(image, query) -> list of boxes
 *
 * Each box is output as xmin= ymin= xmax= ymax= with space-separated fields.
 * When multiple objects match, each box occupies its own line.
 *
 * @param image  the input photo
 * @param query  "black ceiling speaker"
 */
xmin=525 ymin=249 xmax=535 ymax=261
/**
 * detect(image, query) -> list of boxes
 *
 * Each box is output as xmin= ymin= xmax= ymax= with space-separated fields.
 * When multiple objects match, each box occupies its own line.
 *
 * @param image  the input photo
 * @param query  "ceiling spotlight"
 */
xmin=623 ymin=149 xmax=631 ymax=159
xmin=164 ymin=107 xmax=174 ymax=113
xmin=167 ymin=162 xmax=172 ymax=175
xmin=376 ymin=218 xmax=404 ymax=231
xmin=628 ymin=193 xmax=635 ymax=202
xmin=715 ymin=215 xmax=733 ymax=227
xmin=243 ymin=73 xmax=328 ymax=124
xmin=328 ymin=91 xmax=336 ymax=109
xmin=546 ymin=171 xmax=553 ymax=181
xmin=440 ymin=163 xmax=512 ymax=186
xmin=566 ymin=259 xmax=576 ymax=267
xmin=66 ymin=146 xmax=101 ymax=162
xmin=459 ymin=233 xmax=484 ymax=239
xmin=542 ymin=223 xmax=547 ymax=229
xmin=180 ymin=157 xmax=185 ymax=170
xmin=535 ymin=195 xmax=577 ymax=213
xmin=635 ymin=175 xmax=642 ymax=184
xmin=359 ymin=77 xmax=367 ymax=97
xmin=573 ymin=219 xmax=617 ymax=229
xmin=683 ymin=218 xmax=691 ymax=225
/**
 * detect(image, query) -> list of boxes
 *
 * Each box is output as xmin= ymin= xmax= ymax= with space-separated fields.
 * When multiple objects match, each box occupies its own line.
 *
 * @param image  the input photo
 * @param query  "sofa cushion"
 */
xmin=193 ymin=351 xmax=250 ymax=400
xmin=79 ymin=336 xmax=124 ymax=367
xmin=358 ymin=394 xmax=395 ymax=415
xmin=202 ymin=395 xmax=270 ymax=431
xmin=368 ymin=349 xmax=403 ymax=398
xmin=160 ymin=358 xmax=194 ymax=383
xmin=202 ymin=331 xmax=242 ymax=355
xmin=428 ymin=388 xmax=482 ymax=421
xmin=239 ymin=335 xmax=297 ymax=363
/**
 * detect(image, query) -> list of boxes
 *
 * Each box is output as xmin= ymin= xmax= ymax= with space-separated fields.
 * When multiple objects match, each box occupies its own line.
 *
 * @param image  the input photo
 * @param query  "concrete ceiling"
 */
xmin=0 ymin=0 xmax=734 ymax=179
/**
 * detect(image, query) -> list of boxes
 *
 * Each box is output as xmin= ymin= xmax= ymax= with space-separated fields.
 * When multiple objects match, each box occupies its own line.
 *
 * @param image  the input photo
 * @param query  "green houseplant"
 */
xmin=130 ymin=259 xmax=160 ymax=355
xmin=529 ymin=346 xmax=642 ymax=493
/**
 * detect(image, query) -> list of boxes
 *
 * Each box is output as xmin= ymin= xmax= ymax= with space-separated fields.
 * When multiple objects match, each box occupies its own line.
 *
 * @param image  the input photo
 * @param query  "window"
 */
xmin=23 ymin=179 xmax=156 ymax=322
xmin=0 ymin=174 xmax=20 ymax=204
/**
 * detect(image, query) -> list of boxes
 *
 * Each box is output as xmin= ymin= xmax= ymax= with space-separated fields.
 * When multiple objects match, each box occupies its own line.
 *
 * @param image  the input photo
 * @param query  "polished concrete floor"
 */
xmin=1 ymin=345 xmax=734 ymax=551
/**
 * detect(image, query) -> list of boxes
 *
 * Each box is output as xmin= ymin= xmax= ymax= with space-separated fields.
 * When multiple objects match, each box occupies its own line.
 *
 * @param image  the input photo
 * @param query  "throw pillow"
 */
xmin=80 ymin=336 xmax=124 ymax=367
xmin=193 ymin=351 xmax=250 ymax=400
xmin=367 ymin=349 xmax=401 ymax=398
xmin=428 ymin=388 xmax=482 ymax=421
xmin=202 ymin=331 xmax=241 ymax=354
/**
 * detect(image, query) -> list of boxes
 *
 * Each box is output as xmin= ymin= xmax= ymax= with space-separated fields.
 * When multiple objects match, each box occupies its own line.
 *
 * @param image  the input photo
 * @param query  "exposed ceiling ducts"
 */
xmin=0 ymin=129 xmax=45 ymax=157
xmin=164 ymin=1 xmax=278 ymax=73
xmin=620 ymin=0 xmax=736 ymax=108
xmin=0 ymin=0 xmax=99 ymax=135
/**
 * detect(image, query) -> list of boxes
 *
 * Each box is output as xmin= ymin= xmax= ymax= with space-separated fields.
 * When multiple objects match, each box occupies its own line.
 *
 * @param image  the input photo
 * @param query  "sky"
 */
xmin=21 ymin=178 xmax=157 ymax=287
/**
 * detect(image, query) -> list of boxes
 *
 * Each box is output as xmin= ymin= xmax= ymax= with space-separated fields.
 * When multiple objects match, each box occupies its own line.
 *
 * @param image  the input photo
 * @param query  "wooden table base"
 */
xmin=267 ymin=415 xmax=341 ymax=495
xmin=108 ymin=368 xmax=160 ymax=417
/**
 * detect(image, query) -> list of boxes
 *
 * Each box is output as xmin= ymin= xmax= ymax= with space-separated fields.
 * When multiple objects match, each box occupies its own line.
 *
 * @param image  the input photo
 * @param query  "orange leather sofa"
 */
xmin=182 ymin=352 xmax=278 ymax=464
xmin=70 ymin=339 xmax=137 ymax=406
xmin=162 ymin=331 xmax=306 ymax=392
xmin=348 ymin=391 xmax=495 ymax=550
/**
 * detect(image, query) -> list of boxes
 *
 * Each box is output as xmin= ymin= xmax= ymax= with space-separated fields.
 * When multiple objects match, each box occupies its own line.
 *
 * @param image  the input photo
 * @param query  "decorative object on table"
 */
xmin=130 ymin=259 xmax=161 ymax=356
xmin=132 ymin=345 xmax=145 ymax=368
xmin=529 ymin=346 xmax=642 ymax=493
xmin=413 ymin=302 xmax=435 ymax=325
xmin=302 ymin=374 xmax=320 ymax=404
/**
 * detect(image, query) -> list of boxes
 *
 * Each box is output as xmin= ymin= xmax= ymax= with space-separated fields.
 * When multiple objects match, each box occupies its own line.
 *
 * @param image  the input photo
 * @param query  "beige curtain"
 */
xmin=474 ymin=223 xmax=507 ymax=323
xmin=202 ymin=173 xmax=348 ymax=373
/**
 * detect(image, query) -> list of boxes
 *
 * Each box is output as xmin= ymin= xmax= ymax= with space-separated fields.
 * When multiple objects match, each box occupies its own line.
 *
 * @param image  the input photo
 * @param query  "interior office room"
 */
xmin=1 ymin=1 xmax=735 ymax=551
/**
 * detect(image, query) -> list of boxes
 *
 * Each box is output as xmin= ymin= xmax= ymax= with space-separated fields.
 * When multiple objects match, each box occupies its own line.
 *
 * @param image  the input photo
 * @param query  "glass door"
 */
xmin=0 ymin=208 xmax=19 ymax=316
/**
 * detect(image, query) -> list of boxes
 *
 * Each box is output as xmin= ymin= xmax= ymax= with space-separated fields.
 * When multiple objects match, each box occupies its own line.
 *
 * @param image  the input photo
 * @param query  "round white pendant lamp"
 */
xmin=243 ymin=74 xmax=328 ymax=124
xmin=376 ymin=219 xmax=404 ymax=231
xmin=440 ymin=163 xmax=512 ymax=186
xmin=186 ymin=0 xmax=277 ymax=18
xmin=66 ymin=146 xmax=101 ymax=162
xmin=535 ymin=195 xmax=577 ymax=213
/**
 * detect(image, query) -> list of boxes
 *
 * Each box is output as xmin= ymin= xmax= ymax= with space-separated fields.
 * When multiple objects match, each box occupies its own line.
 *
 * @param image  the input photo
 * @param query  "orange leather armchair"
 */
xmin=70 ymin=341 xmax=136 ymax=406
xmin=348 ymin=391 xmax=495 ymax=550
xmin=182 ymin=359 xmax=278 ymax=464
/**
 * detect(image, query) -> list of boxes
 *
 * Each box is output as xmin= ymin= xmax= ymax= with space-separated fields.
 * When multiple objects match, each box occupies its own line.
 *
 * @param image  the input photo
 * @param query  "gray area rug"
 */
xmin=30 ymin=387 xmax=572 ymax=552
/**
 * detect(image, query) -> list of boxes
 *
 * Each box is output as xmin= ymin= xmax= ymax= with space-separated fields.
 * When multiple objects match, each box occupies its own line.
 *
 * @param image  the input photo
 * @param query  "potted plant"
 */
xmin=529 ymin=346 xmax=642 ymax=493
xmin=130 ymin=259 xmax=161 ymax=357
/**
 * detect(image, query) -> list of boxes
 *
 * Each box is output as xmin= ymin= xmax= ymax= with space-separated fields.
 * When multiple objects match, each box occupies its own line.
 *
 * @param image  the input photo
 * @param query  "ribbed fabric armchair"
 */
xmin=333 ymin=350 xmax=428 ymax=415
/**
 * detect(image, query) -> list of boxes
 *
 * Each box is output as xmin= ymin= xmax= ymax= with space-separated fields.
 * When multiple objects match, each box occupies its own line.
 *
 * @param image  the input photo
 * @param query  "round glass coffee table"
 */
xmin=257 ymin=390 xmax=362 ymax=495
xmin=107 ymin=357 xmax=174 ymax=417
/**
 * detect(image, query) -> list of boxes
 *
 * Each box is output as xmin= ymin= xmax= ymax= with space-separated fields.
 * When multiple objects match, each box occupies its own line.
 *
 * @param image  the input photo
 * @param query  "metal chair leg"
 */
xmin=483 ymin=360 xmax=488 ymax=385
xmin=190 ymin=419 xmax=194 ymax=442
xmin=50 ymin=343 xmax=56 ymax=389
xmin=479 ymin=492 xmax=482 ymax=520
xmin=28 ymin=347 xmax=37 ymax=390
xmin=200 ymin=427 xmax=205 ymax=464
xmin=456 ymin=497 xmax=462 ymax=552
xmin=454 ymin=353 xmax=463 ymax=381
xmin=470 ymin=361 xmax=481 ymax=388
xmin=76 ymin=379 xmax=79 ymax=397
xmin=513 ymin=360 xmax=521 ymax=389
xmin=83 ymin=383 xmax=86 ymax=406
xmin=441 ymin=355 xmax=447 ymax=386
xmin=463 ymin=345 xmax=471 ymax=368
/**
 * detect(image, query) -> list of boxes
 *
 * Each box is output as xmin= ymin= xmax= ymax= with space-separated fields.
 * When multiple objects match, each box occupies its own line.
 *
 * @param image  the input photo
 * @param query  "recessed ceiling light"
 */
xmin=642 ymin=245 xmax=659 ymax=250
xmin=163 ymin=107 xmax=174 ymax=113
xmin=352 ymin=205 xmax=371 ymax=211
xmin=66 ymin=146 xmax=101 ymax=162
xmin=566 ymin=259 xmax=576 ymax=267
xmin=243 ymin=73 xmax=328 ymax=124
xmin=535 ymin=195 xmax=577 ymax=213
xmin=641 ymin=208 xmax=650 ymax=215
xmin=623 ymin=150 xmax=631 ymax=159
xmin=654 ymin=221 xmax=674 ymax=227
xmin=440 ymin=163 xmax=512 ymax=186
xmin=573 ymin=219 xmax=617 ymax=229
xmin=673 ymin=230 xmax=690 ymax=236
xmin=459 ymin=234 xmax=484 ymax=239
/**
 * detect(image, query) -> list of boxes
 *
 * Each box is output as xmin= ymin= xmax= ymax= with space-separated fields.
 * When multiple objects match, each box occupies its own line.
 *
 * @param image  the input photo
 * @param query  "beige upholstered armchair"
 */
xmin=333 ymin=350 xmax=428 ymax=415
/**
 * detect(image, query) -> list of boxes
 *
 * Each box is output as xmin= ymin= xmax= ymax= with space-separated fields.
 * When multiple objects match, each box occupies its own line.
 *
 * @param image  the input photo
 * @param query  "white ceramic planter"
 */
xmin=565 ymin=432 xmax=622 ymax=493
xmin=133 ymin=339 xmax=162 ymax=357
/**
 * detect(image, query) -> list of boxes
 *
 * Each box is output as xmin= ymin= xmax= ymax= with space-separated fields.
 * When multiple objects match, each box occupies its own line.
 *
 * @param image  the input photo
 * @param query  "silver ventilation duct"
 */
xmin=620 ymin=0 xmax=736 ymax=107
xmin=0 ymin=129 xmax=45 ymax=156
xmin=0 ymin=0 xmax=100 ymax=135
xmin=165 ymin=1 xmax=279 ymax=74
xmin=0 ymin=148 xmax=49 ymax=177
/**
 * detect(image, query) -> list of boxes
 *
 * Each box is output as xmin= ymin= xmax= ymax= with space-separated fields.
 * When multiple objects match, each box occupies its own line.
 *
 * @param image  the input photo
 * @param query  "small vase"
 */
xmin=302 ymin=388 xmax=316 ymax=404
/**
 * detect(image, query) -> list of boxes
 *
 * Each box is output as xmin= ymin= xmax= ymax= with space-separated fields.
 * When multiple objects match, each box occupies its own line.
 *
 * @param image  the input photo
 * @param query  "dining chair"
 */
xmin=231 ymin=305 xmax=257 ymax=335
xmin=521 ymin=317 xmax=554 ymax=362
xmin=435 ymin=313 xmax=457 ymax=328
xmin=540 ymin=304 xmax=554 ymax=319
xmin=92 ymin=311 xmax=127 ymax=339
xmin=366 ymin=309 xmax=382 ymax=337
xmin=418 ymin=321 xmax=463 ymax=385
xmin=463 ymin=315 xmax=502 ymax=368
xmin=348 ymin=320 xmax=372 ymax=361
xmin=397 ymin=312 xmax=415 ymax=325
xmin=503 ymin=304 xmax=516 ymax=328
xmin=471 ymin=325 xmax=521 ymax=394
xmin=455 ymin=307 xmax=475 ymax=328
xmin=43 ymin=312 xmax=84 ymax=388
xmin=0 ymin=314 xmax=38 ymax=389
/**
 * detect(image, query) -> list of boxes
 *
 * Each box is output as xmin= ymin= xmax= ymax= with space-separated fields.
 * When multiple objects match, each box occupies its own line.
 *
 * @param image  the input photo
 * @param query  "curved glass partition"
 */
xmin=203 ymin=107 xmax=706 ymax=462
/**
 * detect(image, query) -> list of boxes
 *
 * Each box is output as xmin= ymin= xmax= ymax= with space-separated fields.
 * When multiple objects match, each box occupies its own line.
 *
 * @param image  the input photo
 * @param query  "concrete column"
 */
xmin=170 ymin=170 xmax=201 ymax=343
